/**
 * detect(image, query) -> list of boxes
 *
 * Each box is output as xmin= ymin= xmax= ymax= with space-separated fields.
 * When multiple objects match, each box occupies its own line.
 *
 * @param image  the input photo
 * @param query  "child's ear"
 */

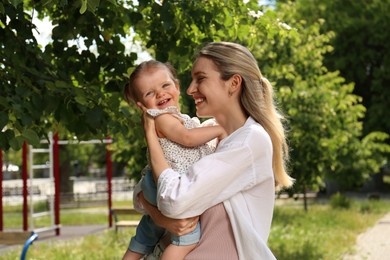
xmin=175 ymin=80 xmax=181 ymax=91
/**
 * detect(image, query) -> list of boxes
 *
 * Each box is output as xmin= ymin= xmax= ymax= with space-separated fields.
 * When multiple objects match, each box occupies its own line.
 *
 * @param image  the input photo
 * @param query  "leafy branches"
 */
xmin=1 ymin=0 xmax=388 ymax=186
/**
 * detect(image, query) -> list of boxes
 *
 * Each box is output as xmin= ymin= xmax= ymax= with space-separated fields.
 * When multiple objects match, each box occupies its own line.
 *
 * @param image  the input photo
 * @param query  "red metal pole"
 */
xmin=106 ymin=138 xmax=112 ymax=227
xmin=53 ymin=133 xmax=60 ymax=235
xmin=0 ymin=148 xmax=3 ymax=231
xmin=22 ymin=142 xmax=28 ymax=231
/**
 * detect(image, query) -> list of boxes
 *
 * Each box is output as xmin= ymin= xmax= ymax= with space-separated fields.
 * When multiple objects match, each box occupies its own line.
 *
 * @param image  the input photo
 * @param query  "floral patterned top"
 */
xmin=146 ymin=106 xmax=216 ymax=174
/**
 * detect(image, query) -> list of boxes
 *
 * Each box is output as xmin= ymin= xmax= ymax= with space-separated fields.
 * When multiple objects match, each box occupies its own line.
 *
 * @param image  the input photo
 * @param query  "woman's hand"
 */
xmin=138 ymin=191 xmax=199 ymax=236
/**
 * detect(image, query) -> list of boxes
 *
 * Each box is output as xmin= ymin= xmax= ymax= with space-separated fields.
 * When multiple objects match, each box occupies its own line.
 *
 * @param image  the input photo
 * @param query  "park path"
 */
xmin=0 ymin=224 xmax=107 ymax=257
xmin=343 ymin=210 xmax=390 ymax=260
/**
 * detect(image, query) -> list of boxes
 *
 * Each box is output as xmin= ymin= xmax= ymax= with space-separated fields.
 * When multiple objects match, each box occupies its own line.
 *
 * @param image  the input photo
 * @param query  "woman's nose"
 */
xmin=187 ymin=81 xmax=195 ymax=95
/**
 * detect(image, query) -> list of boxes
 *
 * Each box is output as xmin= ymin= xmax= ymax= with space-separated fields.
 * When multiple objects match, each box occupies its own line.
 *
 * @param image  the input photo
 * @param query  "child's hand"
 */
xmin=137 ymin=102 xmax=156 ymax=135
xmin=136 ymin=101 xmax=147 ymax=112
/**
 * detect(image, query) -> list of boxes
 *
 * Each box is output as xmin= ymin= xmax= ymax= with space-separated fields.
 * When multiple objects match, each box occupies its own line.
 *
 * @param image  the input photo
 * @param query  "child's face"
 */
xmin=135 ymin=67 xmax=181 ymax=110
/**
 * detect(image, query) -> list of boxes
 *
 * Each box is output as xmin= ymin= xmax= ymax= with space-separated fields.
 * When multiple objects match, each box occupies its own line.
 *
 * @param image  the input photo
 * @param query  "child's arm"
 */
xmin=155 ymin=114 xmax=226 ymax=147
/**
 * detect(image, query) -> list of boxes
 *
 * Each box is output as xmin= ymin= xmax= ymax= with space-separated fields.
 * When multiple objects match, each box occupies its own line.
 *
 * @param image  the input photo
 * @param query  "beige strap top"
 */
xmin=185 ymin=203 xmax=238 ymax=260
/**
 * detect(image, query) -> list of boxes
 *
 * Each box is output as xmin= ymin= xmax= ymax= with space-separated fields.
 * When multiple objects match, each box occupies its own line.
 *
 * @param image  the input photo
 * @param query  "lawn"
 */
xmin=269 ymin=197 xmax=390 ymax=259
xmin=2 ymin=200 xmax=133 ymax=229
xmin=2 ymin=197 xmax=390 ymax=260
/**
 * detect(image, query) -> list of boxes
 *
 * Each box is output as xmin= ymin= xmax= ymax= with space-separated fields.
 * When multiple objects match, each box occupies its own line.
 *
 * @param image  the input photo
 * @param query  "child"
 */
xmin=123 ymin=60 xmax=226 ymax=260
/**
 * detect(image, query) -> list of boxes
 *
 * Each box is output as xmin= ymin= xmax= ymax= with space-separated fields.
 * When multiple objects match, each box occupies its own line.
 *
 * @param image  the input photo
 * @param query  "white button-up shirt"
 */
xmin=157 ymin=117 xmax=276 ymax=259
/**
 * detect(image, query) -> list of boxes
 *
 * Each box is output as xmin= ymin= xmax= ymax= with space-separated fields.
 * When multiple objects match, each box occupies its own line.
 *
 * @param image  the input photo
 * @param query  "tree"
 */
xmin=1 ymin=0 xmax=284 ymax=180
xmin=132 ymin=0 xmax=281 ymax=114
xmin=126 ymin=0 xmax=390 ymax=198
xmin=288 ymin=0 xmax=390 ymax=138
xmin=1 ymin=0 xmax=135 ymax=146
xmin=1 ymin=0 xmax=145 ymax=179
xmin=267 ymin=2 xmax=390 ymax=209
xmin=1 ymin=0 xmax=388 ymax=200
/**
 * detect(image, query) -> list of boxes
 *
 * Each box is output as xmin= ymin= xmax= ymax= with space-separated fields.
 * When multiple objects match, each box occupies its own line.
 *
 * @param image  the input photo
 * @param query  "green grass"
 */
xmin=2 ymin=198 xmax=390 ymax=260
xmin=2 ymin=228 xmax=136 ymax=260
xmin=269 ymin=199 xmax=390 ymax=260
xmin=2 ymin=200 xmax=135 ymax=229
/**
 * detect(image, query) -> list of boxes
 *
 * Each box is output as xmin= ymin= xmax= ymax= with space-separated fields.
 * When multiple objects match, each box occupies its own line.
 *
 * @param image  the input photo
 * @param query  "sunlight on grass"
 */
xmin=3 ymin=228 xmax=137 ymax=260
xmin=2 ymin=200 xmax=135 ymax=229
xmin=268 ymin=199 xmax=390 ymax=260
xmin=2 ymin=199 xmax=390 ymax=260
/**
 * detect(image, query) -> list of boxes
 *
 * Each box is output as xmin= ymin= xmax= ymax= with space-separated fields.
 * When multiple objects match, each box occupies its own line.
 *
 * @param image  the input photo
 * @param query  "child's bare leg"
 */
xmin=122 ymin=250 xmax=144 ymax=260
xmin=161 ymin=243 xmax=197 ymax=260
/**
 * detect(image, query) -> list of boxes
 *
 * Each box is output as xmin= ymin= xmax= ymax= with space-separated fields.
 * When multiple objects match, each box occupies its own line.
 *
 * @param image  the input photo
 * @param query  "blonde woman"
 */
xmin=136 ymin=42 xmax=294 ymax=259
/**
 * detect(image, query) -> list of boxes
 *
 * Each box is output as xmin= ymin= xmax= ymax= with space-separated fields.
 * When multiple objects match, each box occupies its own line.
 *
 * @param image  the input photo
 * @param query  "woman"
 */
xmin=136 ymin=42 xmax=294 ymax=259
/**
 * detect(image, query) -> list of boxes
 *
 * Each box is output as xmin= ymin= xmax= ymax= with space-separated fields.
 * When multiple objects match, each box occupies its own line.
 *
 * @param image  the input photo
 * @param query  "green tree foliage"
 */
xmin=1 ymin=0 xmax=388 ymax=192
xmin=0 ymin=0 xmax=284 ymax=179
xmin=0 ymin=0 xmax=145 ymax=177
xmin=288 ymin=0 xmax=390 ymax=137
xmin=132 ymin=0 xmax=282 ymax=114
xmin=1 ymin=0 xmax=132 ymax=147
xmin=268 ymin=2 xmax=390 ymax=201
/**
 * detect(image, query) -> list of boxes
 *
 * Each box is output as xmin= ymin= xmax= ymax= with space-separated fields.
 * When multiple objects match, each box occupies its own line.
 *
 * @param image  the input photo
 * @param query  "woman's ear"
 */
xmin=229 ymin=74 xmax=243 ymax=94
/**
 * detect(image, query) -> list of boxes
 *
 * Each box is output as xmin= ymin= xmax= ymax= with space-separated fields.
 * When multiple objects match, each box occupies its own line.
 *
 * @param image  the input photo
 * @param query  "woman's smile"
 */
xmin=194 ymin=97 xmax=205 ymax=105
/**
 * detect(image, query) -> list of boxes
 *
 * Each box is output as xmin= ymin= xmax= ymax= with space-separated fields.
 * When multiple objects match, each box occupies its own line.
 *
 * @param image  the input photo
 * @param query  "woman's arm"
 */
xmin=157 ymin=124 xmax=274 ymax=218
xmin=138 ymin=105 xmax=272 ymax=220
xmin=155 ymin=114 xmax=226 ymax=147
xmin=138 ymin=191 xmax=199 ymax=236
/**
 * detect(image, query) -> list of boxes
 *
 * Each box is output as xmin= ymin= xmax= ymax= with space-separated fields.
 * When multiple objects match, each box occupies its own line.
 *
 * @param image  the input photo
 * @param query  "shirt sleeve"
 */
xmin=156 ymin=128 xmax=273 ymax=218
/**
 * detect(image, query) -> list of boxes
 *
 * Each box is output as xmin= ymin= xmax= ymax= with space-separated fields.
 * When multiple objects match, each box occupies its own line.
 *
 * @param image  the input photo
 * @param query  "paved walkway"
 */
xmin=0 ymin=224 xmax=108 ymax=256
xmin=343 ymin=211 xmax=390 ymax=260
xmin=36 ymin=224 xmax=108 ymax=241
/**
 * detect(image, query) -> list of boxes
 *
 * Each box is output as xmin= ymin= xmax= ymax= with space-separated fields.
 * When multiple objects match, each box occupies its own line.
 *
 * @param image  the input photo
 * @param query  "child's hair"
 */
xmin=124 ymin=60 xmax=178 ymax=104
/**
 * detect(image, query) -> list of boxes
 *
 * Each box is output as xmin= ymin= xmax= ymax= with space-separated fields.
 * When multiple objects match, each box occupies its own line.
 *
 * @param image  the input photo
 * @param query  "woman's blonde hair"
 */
xmin=197 ymin=42 xmax=294 ymax=189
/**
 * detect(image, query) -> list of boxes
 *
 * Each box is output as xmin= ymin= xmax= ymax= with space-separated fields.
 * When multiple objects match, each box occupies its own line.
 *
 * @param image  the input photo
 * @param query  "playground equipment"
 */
xmin=28 ymin=132 xmax=57 ymax=234
xmin=0 ymin=132 xmax=115 ymax=237
xmin=0 ymin=231 xmax=38 ymax=260
xmin=0 ymin=145 xmax=39 ymax=259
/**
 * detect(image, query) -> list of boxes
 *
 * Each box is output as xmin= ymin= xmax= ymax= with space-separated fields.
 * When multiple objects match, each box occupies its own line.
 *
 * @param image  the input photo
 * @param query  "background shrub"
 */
xmin=330 ymin=192 xmax=351 ymax=209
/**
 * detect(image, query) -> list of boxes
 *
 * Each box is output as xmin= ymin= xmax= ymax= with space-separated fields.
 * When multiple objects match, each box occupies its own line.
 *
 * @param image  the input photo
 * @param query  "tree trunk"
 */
xmin=303 ymin=184 xmax=308 ymax=212
xmin=59 ymin=146 xmax=74 ymax=203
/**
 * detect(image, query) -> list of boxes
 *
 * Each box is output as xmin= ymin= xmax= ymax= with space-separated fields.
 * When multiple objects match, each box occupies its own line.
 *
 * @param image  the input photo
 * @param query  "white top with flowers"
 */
xmin=147 ymin=106 xmax=215 ymax=174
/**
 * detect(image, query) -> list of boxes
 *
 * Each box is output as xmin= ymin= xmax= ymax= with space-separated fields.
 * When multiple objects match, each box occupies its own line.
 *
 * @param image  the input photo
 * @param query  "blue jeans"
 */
xmin=129 ymin=168 xmax=201 ymax=255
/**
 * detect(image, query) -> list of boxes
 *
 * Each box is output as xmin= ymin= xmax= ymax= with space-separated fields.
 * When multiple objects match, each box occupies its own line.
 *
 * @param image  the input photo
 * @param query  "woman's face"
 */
xmin=187 ymin=57 xmax=230 ymax=118
xmin=135 ymin=67 xmax=181 ymax=110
